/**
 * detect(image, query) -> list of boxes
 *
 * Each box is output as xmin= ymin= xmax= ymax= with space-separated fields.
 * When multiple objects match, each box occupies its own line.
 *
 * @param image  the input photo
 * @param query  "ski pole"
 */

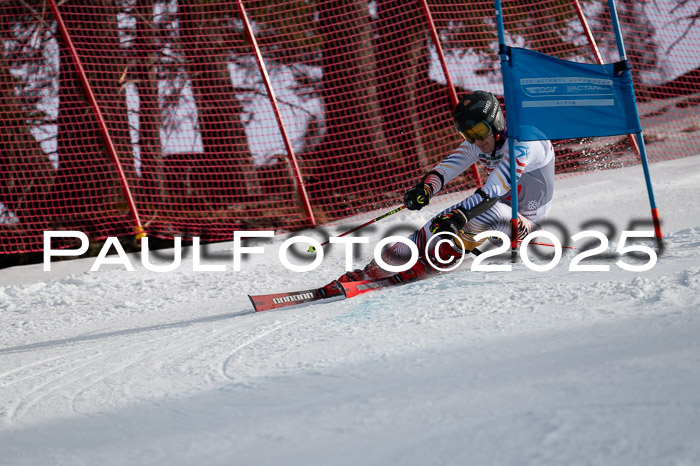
xmin=526 ymin=241 xmax=576 ymax=250
xmin=308 ymin=205 xmax=406 ymax=253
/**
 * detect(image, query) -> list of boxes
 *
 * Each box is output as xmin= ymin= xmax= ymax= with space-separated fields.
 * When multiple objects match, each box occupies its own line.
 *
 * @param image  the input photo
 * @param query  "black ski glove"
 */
xmin=429 ymin=206 xmax=470 ymax=236
xmin=404 ymin=183 xmax=433 ymax=211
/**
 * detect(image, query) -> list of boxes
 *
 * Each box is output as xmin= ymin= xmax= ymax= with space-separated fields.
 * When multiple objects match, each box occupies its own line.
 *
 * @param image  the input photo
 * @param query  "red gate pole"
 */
xmin=236 ymin=0 xmax=316 ymax=228
xmin=49 ymin=0 xmax=145 ymax=239
xmin=419 ymin=0 xmax=482 ymax=186
xmin=572 ymin=0 xmax=643 ymax=162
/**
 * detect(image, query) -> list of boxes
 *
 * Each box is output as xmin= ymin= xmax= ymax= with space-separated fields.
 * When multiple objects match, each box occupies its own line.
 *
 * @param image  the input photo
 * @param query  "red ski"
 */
xmin=340 ymin=276 xmax=398 ymax=298
xmin=249 ymin=275 xmax=402 ymax=312
xmin=248 ymin=281 xmax=345 ymax=312
xmin=340 ymin=249 xmax=482 ymax=298
xmin=339 ymin=259 xmax=441 ymax=298
xmin=249 ymin=250 xmax=481 ymax=312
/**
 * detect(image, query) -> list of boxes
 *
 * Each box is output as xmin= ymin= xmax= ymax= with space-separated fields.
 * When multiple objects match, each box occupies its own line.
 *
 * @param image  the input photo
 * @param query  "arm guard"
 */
xmin=464 ymin=188 xmax=499 ymax=220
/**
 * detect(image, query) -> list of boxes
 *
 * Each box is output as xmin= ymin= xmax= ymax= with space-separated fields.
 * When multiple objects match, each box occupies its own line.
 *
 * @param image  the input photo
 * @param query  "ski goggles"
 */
xmin=459 ymin=121 xmax=492 ymax=144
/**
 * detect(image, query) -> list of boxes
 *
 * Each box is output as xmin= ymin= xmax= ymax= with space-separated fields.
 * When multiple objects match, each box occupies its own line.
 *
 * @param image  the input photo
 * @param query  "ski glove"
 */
xmin=404 ymin=183 xmax=433 ymax=211
xmin=429 ymin=206 xmax=470 ymax=236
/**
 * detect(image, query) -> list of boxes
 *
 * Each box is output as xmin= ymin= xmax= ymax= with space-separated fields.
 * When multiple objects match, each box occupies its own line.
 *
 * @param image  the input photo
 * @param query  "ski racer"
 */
xmin=331 ymin=89 xmax=555 ymax=285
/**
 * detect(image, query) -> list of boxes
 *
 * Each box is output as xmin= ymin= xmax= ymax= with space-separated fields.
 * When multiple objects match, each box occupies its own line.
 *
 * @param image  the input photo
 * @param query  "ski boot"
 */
xmin=320 ymin=259 xmax=390 ymax=297
xmin=393 ymin=256 xmax=438 ymax=283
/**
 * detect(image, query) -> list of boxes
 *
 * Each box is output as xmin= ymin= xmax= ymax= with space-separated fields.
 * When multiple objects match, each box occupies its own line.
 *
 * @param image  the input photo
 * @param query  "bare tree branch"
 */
xmin=666 ymin=6 xmax=699 ymax=54
xmin=17 ymin=0 xmax=52 ymax=31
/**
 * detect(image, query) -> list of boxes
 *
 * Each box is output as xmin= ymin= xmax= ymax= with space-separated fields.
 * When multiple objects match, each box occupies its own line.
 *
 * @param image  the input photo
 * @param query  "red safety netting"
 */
xmin=1 ymin=0 xmax=699 ymax=255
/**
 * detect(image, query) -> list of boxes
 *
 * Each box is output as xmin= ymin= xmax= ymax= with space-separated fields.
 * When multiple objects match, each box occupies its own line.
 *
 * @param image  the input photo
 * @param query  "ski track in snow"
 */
xmin=1 ymin=156 xmax=700 ymax=465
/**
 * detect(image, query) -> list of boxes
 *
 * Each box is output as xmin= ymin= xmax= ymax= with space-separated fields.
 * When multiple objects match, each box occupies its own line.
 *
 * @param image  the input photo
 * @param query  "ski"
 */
xmin=341 ymin=249 xmax=482 ymax=298
xmin=340 ymin=276 xmax=398 ymax=298
xmin=248 ymin=280 xmax=345 ymax=312
xmin=250 ymin=249 xmax=482 ymax=312
xmin=340 ymin=262 xmax=440 ymax=298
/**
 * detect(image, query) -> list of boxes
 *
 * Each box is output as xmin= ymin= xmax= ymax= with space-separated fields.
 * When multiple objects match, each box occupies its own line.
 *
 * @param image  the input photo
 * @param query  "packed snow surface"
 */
xmin=2 ymin=156 xmax=700 ymax=465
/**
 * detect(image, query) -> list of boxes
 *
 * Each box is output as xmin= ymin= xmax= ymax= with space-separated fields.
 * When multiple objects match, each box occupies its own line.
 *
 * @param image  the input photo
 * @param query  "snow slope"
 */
xmin=1 ymin=156 xmax=700 ymax=466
